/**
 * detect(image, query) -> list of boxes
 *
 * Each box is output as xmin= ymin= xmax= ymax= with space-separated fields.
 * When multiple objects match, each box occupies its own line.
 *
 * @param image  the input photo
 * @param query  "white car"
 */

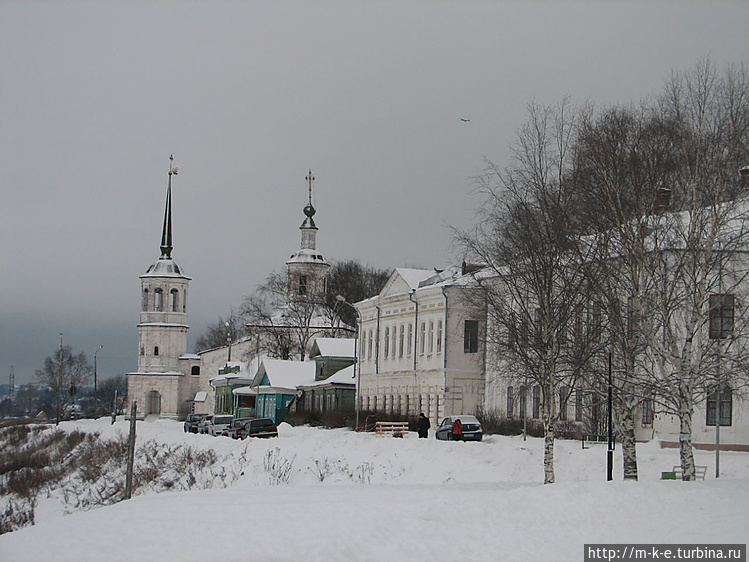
xmin=207 ymin=415 xmax=234 ymax=436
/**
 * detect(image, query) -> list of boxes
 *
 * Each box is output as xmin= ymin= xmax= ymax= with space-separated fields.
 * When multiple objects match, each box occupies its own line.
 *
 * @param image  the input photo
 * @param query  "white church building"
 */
xmin=127 ymin=163 xmax=348 ymax=419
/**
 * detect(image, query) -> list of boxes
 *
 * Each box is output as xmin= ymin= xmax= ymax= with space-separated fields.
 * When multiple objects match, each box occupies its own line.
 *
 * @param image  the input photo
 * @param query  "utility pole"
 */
xmin=58 ymin=333 xmax=64 ymax=425
xmin=125 ymin=400 xmax=137 ymax=499
xmin=94 ymin=345 xmax=103 ymax=418
xmin=336 ymin=296 xmax=361 ymax=430
xmin=8 ymin=366 xmax=15 ymax=415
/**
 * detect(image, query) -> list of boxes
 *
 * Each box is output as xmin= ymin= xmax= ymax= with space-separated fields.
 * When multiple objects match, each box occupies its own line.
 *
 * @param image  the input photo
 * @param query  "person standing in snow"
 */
xmin=452 ymin=418 xmax=462 ymax=441
xmin=417 ymin=412 xmax=430 ymax=438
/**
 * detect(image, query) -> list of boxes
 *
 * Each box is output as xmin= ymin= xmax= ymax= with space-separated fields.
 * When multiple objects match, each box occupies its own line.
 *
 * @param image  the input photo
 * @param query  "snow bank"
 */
xmin=1 ymin=418 xmax=747 ymax=562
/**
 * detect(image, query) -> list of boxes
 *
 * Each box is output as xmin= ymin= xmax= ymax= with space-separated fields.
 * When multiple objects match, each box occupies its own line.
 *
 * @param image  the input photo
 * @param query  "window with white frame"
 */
xmin=575 ymin=389 xmax=583 ymax=422
xmin=398 ymin=324 xmax=404 ymax=358
xmin=559 ymin=386 xmax=569 ymax=420
xmin=428 ymin=321 xmax=434 ymax=354
xmin=419 ymin=322 xmax=426 ymax=355
xmin=707 ymin=387 xmax=732 ymax=426
xmin=464 ymin=320 xmax=479 ymax=353
xmin=642 ymin=392 xmax=654 ymax=425
xmin=407 ymin=323 xmax=413 ymax=356
xmin=436 ymin=320 xmax=443 ymax=354
xmin=384 ymin=327 xmax=390 ymax=358
xmin=709 ymin=294 xmax=734 ymax=340
xmin=391 ymin=326 xmax=397 ymax=358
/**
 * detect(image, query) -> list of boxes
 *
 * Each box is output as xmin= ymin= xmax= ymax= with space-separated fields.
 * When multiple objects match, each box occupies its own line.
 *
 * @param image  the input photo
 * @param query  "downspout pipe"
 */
xmin=408 ymin=289 xmax=418 ymax=371
xmin=442 ymin=286 xmax=449 ymax=371
xmin=375 ymin=304 xmax=381 ymax=375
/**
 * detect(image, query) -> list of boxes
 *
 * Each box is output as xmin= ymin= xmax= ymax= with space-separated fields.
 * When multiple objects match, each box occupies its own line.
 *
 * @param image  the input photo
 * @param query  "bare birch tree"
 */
xmin=574 ymin=105 xmax=682 ymax=480
xmin=457 ymin=99 xmax=599 ymax=484
xmin=35 ymin=344 xmax=92 ymax=425
xmin=638 ymin=60 xmax=749 ymax=480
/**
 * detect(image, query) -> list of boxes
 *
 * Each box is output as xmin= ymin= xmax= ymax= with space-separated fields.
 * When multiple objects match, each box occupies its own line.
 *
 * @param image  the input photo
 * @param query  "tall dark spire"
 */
xmin=160 ymin=155 xmax=178 ymax=259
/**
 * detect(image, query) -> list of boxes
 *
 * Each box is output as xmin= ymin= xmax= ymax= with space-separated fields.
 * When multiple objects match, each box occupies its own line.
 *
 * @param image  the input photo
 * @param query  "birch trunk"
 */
xmin=620 ymin=407 xmax=638 ymax=480
xmin=543 ymin=417 xmax=555 ymax=484
xmin=678 ymin=399 xmax=696 ymax=481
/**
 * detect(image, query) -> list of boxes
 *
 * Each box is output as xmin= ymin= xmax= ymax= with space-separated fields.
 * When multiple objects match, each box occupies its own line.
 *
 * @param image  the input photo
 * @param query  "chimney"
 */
xmin=653 ymin=187 xmax=672 ymax=213
xmin=740 ymin=166 xmax=749 ymax=191
xmin=461 ymin=261 xmax=483 ymax=275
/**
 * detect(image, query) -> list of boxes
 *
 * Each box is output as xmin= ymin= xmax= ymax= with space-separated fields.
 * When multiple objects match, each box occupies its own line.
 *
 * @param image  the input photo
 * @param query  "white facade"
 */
xmin=355 ymin=267 xmax=486 ymax=427
xmin=480 ymin=190 xmax=749 ymax=452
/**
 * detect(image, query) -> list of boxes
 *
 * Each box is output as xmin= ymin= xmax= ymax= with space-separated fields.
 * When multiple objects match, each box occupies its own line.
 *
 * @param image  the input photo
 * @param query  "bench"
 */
xmin=581 ymin=434 xmax=615 ymax=450
xmin=662 ymin=465 xmax=707 ymax=480
xmin=375 ymin=421 xmax=409 ymax=438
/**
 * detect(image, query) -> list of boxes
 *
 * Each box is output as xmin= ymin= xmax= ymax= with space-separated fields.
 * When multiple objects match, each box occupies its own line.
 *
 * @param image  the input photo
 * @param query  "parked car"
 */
xmin=207 ymin=415 xmax=234 ymax=436
xmin=184 ymin=413 xmax=209 ymax=433
xmin=225 ymin=417 xmax=253 ymax=439
xmin=197 ymin=415 xmax=214 ymax=434
xmin=237 ymin=418 xmax=278 ymax=439
xmin=435 ymin=415 xmax=483 ymax=441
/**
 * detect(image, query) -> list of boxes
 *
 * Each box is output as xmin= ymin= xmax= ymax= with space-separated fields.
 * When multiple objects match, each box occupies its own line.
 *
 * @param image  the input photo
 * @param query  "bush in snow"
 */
xmin=264 ymin=447 xmax=296 ymax=485
xmin=0 ymin=497 xmax=36 ymax=535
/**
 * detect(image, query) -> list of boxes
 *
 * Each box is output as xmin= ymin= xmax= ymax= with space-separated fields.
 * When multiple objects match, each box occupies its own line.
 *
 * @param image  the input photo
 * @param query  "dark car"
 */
xmin=237 ymin=418 xmax=278 ymax=439
xmin=435 ymin=415 xmax=483 ymax=441
xmin=225 ymin=417 xmax=253 ymax=439
xmin=184 ymin=413 xmax=209 ymax=433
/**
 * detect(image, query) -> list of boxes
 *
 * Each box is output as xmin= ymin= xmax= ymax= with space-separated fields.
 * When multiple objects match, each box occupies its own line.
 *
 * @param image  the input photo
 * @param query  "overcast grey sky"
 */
xmin=2 ymin=1 xmax=747 ymax=385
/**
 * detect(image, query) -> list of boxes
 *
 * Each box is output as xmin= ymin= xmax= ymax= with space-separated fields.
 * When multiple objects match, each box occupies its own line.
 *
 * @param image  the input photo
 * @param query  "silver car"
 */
xmin=435 ymin=415 xmax=483 ymax=441
xmin=207 ymin=415 xmax=234 ymax=436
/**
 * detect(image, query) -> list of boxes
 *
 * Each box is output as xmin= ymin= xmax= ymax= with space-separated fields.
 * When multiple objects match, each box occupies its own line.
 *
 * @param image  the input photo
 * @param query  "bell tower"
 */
xmin=128 ymin=156 xmax=194 ymax=419
xmin=286 ymin=169 xmax=330 ymax=302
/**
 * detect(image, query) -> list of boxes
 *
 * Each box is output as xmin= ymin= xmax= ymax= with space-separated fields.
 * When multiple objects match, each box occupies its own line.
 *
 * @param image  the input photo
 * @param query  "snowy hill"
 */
xmin=1 ymin=418 xmax=747 ymax=562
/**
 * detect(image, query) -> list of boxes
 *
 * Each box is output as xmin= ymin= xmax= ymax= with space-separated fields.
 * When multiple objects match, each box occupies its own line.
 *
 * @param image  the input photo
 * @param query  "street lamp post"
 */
xmin=336 ymin=295 xmax=361 ymax=430
xmin=607 ymin=352 xmax=614 ymax=482
xmin=94 ymin=345 xmax=103 ymax=418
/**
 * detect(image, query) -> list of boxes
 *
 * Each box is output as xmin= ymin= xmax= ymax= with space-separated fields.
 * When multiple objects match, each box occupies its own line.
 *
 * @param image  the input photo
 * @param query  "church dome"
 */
xmin=142 ymin=258 xmax=189 ymax=278
xmin=287 ymin=248 xmax=327 ymax=264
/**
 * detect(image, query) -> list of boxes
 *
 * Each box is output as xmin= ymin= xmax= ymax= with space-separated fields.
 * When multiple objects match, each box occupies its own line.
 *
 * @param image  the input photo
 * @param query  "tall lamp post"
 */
xmin=336 ymin=295 xmax=361 ymax=430
xmin=94 ymin=345 xmax=103 ymax=418
xmin=607 ymin=352 xmax=614 ymax=482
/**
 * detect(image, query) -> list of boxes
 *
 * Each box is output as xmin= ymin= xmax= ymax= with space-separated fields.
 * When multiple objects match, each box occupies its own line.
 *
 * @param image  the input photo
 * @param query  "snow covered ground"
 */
xmin=1 ymin=418 xmax=748 ymax=562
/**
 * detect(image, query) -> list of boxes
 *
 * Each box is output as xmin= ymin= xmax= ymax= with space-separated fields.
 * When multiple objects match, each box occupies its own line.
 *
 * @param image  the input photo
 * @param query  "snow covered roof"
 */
xmin=209 ymin=359 xmax=258 ymax=387
xmin=396 ymin=268 xmax=437 ymax=290
xmin=259 ymin=304 xmax=346 ymax=331
xmin=310 ymin=338 xmax=355 ymax=359
xmin=298 ymin=364 xmax=356 ymax=388
xmin=141 ymin=258 xmax=190 ymax=279
xmin=286 ymin=248 xmax=328 ymax=265
xmin=254 ymin=359 xmax=316 ymax=390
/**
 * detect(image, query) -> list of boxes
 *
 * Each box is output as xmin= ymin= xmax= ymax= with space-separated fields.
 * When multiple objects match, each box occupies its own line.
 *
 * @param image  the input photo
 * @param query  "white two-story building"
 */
xmin=354 ymin=266 xmax=486 ymax=427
